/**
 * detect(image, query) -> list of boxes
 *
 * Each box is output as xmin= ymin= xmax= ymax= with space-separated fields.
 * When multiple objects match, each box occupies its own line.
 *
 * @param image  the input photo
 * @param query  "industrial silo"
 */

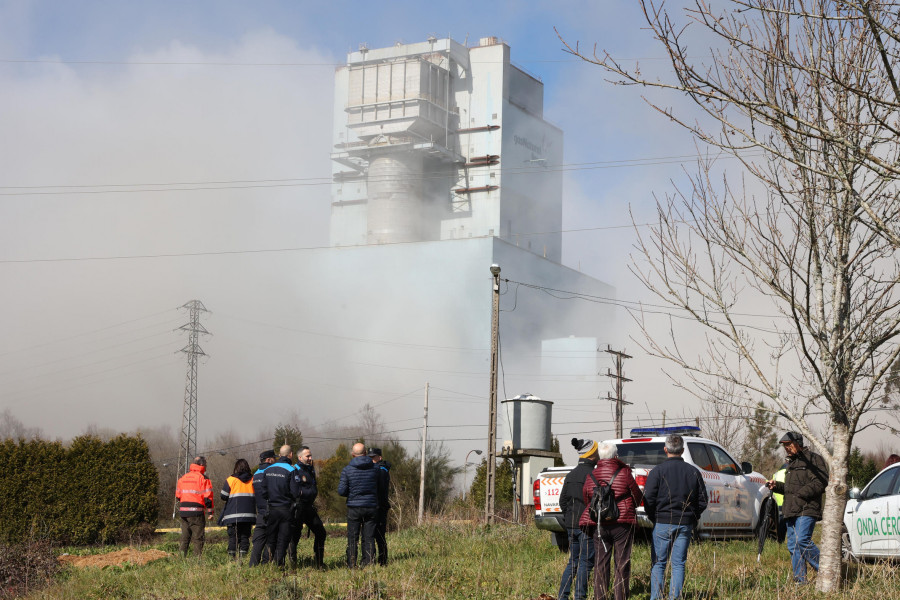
xmin=366 ymin=153 xmax=424 ymax=244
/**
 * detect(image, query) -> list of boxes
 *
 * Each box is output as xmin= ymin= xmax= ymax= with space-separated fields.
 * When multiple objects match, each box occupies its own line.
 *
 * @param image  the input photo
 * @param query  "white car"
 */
xmin=534 ymin=426 xmax=775 ymax=548
xmin=843 ymin=462 xmax=900 ymax=560
xmin=606 ymin=427 xmax=773 ymax=537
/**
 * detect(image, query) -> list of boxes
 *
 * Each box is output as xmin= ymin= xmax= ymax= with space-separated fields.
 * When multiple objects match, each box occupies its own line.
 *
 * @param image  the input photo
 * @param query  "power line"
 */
xmin=0 ymin=55 xmax=693 ymax=68
xmin=0 ymin=309 xmax=178 ymax=357
xmin=0 ymin=151 xmax=763 ymax=197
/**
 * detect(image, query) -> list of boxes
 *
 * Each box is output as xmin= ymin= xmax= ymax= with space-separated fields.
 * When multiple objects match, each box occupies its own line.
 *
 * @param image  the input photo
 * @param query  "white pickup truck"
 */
xmin=533 ymin=427 xmax=776 ymax=551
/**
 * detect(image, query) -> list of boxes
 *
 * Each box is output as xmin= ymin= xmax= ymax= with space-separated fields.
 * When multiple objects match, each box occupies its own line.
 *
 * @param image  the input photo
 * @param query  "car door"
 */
xmin=849 ymin=466 xmax=898 ymax=556
xmin=705 ymin=443 xmax=752 ymax=528
xmin=686 ymin=442 xmax=728 ymax=531
xmin=885 ymin=469 xmax=900 ymax=555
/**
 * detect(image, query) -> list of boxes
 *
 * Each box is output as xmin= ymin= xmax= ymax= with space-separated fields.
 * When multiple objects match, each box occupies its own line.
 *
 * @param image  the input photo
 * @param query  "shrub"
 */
xmin=0 ymin=434 xmax=158 ymax=545
xmin=0 ymin=538 xmax=58 ymax=599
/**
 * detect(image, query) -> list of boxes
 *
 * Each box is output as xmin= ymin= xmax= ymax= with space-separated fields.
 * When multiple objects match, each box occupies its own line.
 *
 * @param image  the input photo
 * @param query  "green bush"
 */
xmin=0 ymin=434 xmax=158 ymax=545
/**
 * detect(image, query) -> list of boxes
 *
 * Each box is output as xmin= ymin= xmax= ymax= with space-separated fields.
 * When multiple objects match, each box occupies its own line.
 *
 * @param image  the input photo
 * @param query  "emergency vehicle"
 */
xmin=533 ymin=426 xmax=776 ymax=550
xmin=842 ymin=461 xmax=900 ymax=560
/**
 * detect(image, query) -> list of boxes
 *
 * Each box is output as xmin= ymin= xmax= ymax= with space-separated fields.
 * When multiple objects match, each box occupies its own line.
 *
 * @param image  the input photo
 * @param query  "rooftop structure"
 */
xmin=330 ymin=36 xmax=563 ymax=262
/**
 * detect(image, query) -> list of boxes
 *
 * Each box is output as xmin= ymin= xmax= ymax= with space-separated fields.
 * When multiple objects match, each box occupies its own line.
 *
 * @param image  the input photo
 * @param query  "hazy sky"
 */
xmin=3 ymin=1 xmax=889 ymax=466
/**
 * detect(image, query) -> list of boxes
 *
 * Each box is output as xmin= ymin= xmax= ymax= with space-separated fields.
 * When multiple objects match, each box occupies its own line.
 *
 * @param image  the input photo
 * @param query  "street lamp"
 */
xmin=463 ymin=449 xmax=483 ymax=500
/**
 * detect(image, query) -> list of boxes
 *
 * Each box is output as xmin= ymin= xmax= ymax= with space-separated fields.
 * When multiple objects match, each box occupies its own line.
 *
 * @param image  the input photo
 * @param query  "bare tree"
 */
xmin=0 ymin=408 xmax=42 ymax=441
xmin=560 ymin=1 xmax=900 ymax=591
xmin=694 ymin=383 xmax=747 ymax=449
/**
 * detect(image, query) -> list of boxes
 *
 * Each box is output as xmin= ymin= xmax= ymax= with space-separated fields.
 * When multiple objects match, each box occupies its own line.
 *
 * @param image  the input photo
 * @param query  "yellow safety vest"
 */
xmin=772 ymin=468 xmax=786 ymax=507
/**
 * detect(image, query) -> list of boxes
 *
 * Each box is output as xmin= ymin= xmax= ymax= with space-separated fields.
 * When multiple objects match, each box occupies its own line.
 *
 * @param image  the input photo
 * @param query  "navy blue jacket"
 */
xmin=338 ymin=455 xmax=383 ymax=508
xmin=375 ymin=460 xmax=391 ymax=510
xmin=252 ymin=463 xmax=270 ymax=525
xmin=293 ymin=461 xmax=319 ymax=506
xmin=643 ymin=456 xmax=708 ymax=526
xmin=260 ymin=457 xmax=299 ymax=509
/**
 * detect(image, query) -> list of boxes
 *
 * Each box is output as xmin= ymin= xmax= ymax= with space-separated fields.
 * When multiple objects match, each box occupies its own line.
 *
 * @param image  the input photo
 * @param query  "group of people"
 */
xmin=558 ymin=430 xmax=830 ymax=600
xmin=173 ymin=441 xmax=391 ymax=569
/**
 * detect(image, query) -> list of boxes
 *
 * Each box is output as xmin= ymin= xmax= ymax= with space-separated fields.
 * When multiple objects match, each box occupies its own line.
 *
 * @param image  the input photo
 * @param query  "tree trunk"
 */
xmin=817 ymin=424 xmax=850 ymax=593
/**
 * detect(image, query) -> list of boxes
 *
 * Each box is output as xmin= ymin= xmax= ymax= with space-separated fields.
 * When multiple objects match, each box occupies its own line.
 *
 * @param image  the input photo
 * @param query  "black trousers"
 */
xmin=248 ymin=521 xmax=270 ymax=566
xmin=346 ymin=506 xmax=378 ymax=567
xmin=289 ymin=504 xmax=327 ymax=567
xmin=267 ymin=505 xmax=294 ymax=567
xmin=374 ymin=508 xmax=389 ymax=566
xmin=226 ymin=522 xmax=252 ymax=556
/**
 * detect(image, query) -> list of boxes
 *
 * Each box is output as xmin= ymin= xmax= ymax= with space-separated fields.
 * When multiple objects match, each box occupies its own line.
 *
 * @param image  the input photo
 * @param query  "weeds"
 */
xmin=19 ymin=523 xmax=900 ymax=599
xmin=0 ymin=539 xmax=58 ymax=599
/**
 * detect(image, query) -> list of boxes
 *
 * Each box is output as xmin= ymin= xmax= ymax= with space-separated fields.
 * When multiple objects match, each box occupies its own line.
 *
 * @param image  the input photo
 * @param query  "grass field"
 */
xmin=22 ymin=521 xmax=900 ymax=599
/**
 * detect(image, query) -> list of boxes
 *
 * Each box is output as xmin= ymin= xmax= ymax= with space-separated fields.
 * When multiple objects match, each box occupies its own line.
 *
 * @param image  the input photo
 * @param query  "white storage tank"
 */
xmin=501 ymin=393 xmax=553 ymax=451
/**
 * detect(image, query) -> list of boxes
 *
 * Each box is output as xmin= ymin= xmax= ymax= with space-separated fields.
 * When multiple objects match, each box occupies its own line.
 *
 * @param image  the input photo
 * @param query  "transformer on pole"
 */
xmin=176 ymin=300 xmax=209 ymax=477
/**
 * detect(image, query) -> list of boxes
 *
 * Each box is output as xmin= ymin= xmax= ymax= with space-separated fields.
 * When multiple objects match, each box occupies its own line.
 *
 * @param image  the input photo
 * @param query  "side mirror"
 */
xmin=741 ymin=461 xmax=753 ymax=475
xmin=848 ymin=487 xmax=861 ymax=500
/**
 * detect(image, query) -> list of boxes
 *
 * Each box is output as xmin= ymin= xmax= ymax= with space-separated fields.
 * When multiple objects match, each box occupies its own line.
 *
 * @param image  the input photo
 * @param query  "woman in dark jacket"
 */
xmin=581 ymin=442 xmax=643 ymax=600
xmin=220 ymin=458 xmax=256 ymax=560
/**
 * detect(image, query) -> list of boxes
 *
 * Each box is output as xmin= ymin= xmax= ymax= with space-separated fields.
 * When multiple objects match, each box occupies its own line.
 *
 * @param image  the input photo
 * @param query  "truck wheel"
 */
xmin=554 ymin=531 xmax=569 ymax=553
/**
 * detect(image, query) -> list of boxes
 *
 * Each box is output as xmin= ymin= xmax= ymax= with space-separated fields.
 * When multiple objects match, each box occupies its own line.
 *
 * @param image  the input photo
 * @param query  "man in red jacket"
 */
xmin=581 ymin=442 xmax=643 ymax=600
xmin=175 ymin=456 xmax=214 ymax=557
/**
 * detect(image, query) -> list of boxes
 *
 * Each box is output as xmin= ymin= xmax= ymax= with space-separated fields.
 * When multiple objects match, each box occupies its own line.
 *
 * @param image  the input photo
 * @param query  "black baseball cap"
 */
xmin=367 ymin=447 xmax=382 ymax=457
xmin=259 ymin=449 xmax=276 ymax=461
xmin=779 ymin=432 xmax=803 ymax=446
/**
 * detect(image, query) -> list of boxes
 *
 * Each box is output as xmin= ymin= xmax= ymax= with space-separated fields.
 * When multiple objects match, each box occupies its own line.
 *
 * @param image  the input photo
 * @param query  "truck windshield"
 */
xmin=615 ymin=442 xmax=666 ymax=468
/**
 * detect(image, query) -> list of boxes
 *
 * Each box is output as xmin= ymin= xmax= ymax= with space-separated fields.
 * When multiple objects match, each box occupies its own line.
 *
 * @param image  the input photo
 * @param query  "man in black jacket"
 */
xmin=558 ymin=438 xmax=599 ymax=600
xmin=766 ymin=432 xmax=828 ymax=584
xmin=289 ymin=445 xmax=327 ymax=569
xmin=644 ymin=435 xmax=708 ymax=600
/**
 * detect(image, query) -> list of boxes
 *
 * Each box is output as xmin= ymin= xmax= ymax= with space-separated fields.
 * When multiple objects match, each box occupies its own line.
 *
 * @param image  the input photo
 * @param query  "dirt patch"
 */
xmin=58 ymin=547 xmax=170 ymax=568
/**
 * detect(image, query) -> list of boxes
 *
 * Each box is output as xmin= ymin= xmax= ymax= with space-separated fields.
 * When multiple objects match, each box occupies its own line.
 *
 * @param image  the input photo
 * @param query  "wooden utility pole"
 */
xmin=486 ymin=264 xmax=501 ymax=525
xmin=418 ymin=382 xmax=429 ymax=525
xmin=605 ymin=346 xmax=633 ymax=438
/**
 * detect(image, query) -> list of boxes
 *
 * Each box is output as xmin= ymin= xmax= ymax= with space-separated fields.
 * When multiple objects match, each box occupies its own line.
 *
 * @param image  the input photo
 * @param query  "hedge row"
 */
xmin=0 ymin=434 xmax=158 ymax=545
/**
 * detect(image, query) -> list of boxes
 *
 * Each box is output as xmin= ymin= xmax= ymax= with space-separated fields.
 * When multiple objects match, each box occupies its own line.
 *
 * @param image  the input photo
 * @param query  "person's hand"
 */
xmin=207 ymin=513 xmax=214 ymax=520
xmin=765 ymin=480 xmax=776 ymax=490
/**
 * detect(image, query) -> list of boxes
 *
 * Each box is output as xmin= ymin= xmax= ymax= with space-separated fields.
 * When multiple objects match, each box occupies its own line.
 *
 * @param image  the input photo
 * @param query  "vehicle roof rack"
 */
xmin=629 ymin=426 xmax=702 ymax=438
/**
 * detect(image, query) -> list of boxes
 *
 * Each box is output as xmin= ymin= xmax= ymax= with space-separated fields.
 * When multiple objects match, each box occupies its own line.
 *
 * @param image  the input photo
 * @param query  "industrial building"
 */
xmin=317 ymin=36 xmax=617 ymax=506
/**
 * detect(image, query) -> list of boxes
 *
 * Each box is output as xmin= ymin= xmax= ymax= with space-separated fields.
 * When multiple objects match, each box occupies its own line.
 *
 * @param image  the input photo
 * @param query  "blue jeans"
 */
xmin=559 ymin=527 xmax=594 ymax=600
xmin=785 ymin=516 xmax=819 ymax=583
xmin=650 ymin=523 xmax=693 ymax=600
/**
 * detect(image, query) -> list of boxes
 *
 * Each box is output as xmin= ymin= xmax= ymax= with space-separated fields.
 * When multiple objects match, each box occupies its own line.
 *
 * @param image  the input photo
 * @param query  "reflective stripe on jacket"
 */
xmin=176 ymin=463 xmax=214 ymax=517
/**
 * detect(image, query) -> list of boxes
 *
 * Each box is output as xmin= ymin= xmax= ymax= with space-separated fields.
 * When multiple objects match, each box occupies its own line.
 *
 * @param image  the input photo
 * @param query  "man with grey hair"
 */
xmin=644 ymin=435 xmax=707 ymax=600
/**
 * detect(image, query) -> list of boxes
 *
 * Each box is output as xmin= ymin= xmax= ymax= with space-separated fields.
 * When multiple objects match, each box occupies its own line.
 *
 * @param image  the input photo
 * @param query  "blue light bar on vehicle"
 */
xmin=629 ymin=426 xmax=702 ymax=438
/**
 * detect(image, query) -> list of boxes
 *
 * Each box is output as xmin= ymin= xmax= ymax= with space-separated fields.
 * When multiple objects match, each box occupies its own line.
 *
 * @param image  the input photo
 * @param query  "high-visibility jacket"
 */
xmin=219 ymin=472 xmax=256 ymax=525
xmin=176 ymin=463 xmax=214 ymax=517
xmin=772 ymin=468 xmax=786 ymax=507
